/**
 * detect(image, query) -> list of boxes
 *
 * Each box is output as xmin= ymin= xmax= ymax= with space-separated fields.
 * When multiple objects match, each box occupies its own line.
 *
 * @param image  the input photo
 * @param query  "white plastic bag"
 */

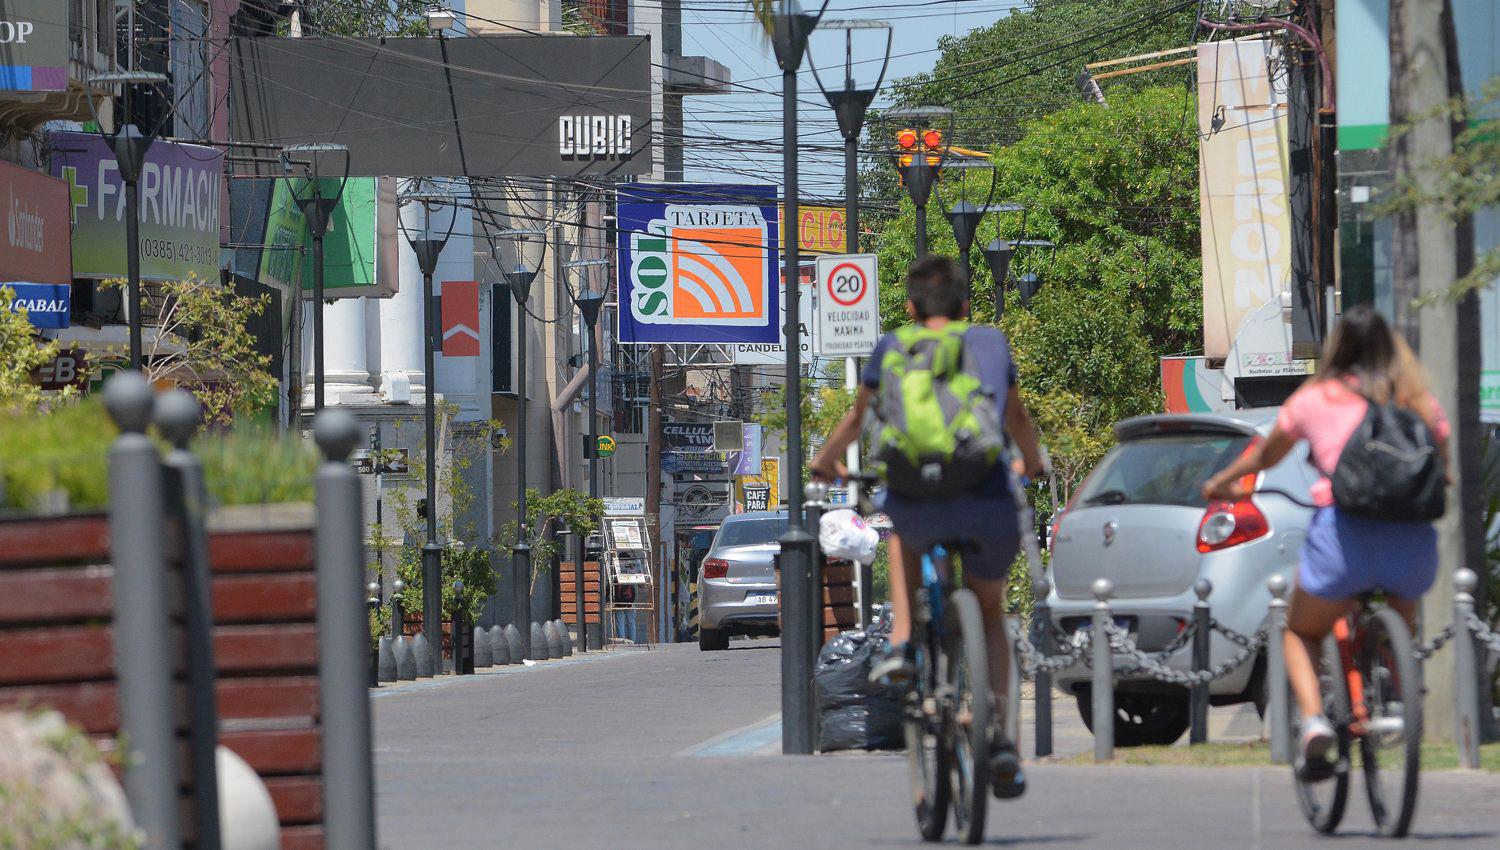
xmin=820 ymin=509 xmax=879 ymax=565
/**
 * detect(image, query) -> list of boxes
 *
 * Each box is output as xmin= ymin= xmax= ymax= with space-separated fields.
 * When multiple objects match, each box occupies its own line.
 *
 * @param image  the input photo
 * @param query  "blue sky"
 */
xmin=680 ymin=0 xmax=1026 ymax=195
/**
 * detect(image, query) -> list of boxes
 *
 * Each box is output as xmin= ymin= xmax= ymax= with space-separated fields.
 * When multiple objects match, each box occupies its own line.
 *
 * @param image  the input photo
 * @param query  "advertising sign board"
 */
xmin=735 ymin=457 xmax=781 ymax=512
xmin=0 ymin=1 xmax=68 ymax=92
xmin=258 ymin=177 xmax=380 ymax=296
xmin=661 ymin=420 xmax=716 ymax=452
xmin=778 ymin=204 xmax=846 ymax=255
xmin=730 ymin=273 xmax=814 ymax=366
xmin=0 ymin=159 xmax=71 ymax=284
xmin=673 ymin=478 xmax=732 ymax=524
xmin=617 ymin=184 xmax=780 ymax=345
xmin=49 ymin=132 xmax=223 ymax=282
xmin=2 ymin=282 xmax=68 ymax=329
xmin=603 ymin=496 xmax=646 ymax=516
xmin=814 ymin=253 xmax=879 ymax=357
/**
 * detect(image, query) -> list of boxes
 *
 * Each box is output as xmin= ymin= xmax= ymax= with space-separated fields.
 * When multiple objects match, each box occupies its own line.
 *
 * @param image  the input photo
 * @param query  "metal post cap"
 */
xmin=1031 ymin=576 xmax=1052 ymax=599
xmin=366 ymin=581 xmax=380 ymax=595
xmin=1267 ymin=574 xmax=1289 ymax=599
xmin=1194 ymin=578 xmax=1214 ymax=601
xmin=453 ymin=579 xmax=465 ymax=595
xmin=103 ymin=370 xmax=155 ymax=433
xmin=1091 ymin=578 xmax=1114 ymax=601
xmin=312 ymin=409 xmax=361 ymax=461
xmin=152 ymin=389 xmax=202 ymax=449
xmin=392 ymin=578 xmax=405 ymax=593
xmin=1455 ymin=568 xmax=1479 ymax=595
xmin=804 ymin=481 xmax=828 ymax=502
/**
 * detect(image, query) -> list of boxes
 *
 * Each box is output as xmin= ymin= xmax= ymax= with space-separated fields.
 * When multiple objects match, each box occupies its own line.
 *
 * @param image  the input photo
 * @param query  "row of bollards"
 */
xmin=374 ymin=619 xmax=577 ymax=682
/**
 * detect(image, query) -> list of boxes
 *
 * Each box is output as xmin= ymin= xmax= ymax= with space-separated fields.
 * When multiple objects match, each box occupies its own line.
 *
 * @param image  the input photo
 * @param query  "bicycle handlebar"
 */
xmin=1256 ymin=488 xmax=1318 ymax=510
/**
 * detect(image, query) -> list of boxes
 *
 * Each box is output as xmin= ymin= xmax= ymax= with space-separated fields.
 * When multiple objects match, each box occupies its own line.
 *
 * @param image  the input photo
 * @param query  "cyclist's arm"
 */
xmin=810 ymin=386 xmax=872 ymax=481
xmin=1202 ymin=426 xmax=1298 ymax=501
xmin=1004 ymin=386 xmax=1045 ymax=478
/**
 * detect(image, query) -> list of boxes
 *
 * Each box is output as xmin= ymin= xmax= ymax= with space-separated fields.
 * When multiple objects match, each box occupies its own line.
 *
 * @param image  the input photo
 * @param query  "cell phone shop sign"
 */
xmin=49 ymin=132 xmax=223 ymax=281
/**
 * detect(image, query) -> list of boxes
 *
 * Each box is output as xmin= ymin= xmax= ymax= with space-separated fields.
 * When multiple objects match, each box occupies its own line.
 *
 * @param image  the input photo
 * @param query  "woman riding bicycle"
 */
xmin=810 ymin=255 xmax=1045 ymax=799
xmin=1203 ymin=305 xmax=1449 ymax=778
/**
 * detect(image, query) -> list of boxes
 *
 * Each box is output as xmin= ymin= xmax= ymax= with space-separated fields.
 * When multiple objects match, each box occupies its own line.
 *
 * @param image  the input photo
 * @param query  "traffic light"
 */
xmin=896 ymin=127 xmax=944 ymax=185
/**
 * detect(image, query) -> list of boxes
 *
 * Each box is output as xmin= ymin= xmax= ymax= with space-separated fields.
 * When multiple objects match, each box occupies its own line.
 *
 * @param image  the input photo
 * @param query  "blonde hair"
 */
xmin=1315 ymin=304 xmax=1436 ymax=426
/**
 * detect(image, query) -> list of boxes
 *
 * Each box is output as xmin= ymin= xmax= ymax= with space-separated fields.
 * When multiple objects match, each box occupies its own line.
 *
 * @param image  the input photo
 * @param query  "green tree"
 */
xmin=502 ymin=487 xmax=607 ymax=595
xmin=0 ymin=287 xmax=64 ymax=412
xmin=292 ymin=0 xmax=430 ymax=37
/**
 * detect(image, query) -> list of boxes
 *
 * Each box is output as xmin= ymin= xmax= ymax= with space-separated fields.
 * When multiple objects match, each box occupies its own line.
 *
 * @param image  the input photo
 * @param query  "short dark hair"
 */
xmin=906 ymin=255 xmax=968 ymax=320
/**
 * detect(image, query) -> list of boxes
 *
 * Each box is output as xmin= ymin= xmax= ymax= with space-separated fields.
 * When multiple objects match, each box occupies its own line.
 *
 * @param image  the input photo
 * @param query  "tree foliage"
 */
xmin=291 ymin=0 xmax=430 ymax=37
xmin=502 ymin=487 xmax=607 ymax=592
xmin=0 ymin=288 xmax=63 ymax=413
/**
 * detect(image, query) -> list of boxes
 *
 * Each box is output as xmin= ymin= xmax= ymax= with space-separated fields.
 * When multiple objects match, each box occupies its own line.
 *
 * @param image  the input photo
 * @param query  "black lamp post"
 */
xmin=565 ymin=257 xmax=609 ymax=654
xmin=88 ymin=71 xmax=168 ymax=372
xmin=935 ymin=160 xmax=1014 ymax=304
xmin=884 ymin=105 xmax=952 ymax=257
xmin=771 ymin=0 xmax=830 ymax=757
xmin=987 ymin=237 xmax=1054 ymax=318
xmin=280 ymin=143 xmax=351 ymax=412
xmin=397 ymin=183 xmax=458 ymax=678
xmin=491 ymin=228 xmax=548 ymax=660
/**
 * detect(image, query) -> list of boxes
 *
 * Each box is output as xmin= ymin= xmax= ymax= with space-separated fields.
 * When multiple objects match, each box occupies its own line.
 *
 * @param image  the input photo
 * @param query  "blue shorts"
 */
xmin=1299 ymin=507 xmax=1437 ymax=601
xmin=881 ymin=490 xmax=1021 ymax=582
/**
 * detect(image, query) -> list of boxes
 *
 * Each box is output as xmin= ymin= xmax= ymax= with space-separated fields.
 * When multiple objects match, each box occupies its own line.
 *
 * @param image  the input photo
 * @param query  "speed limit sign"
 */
xmin=814 ymin=253 xmax=879 ymax=356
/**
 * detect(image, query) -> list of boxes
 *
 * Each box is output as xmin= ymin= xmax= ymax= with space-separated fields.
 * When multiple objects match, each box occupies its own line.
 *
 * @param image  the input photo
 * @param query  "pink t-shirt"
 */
xmin=1276 ymin=380 xmax=1451 ymax=507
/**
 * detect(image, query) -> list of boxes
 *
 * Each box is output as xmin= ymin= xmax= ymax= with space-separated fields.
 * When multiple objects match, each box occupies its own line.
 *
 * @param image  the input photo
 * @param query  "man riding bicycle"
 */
xmin=811 ymin=255 xmax=1044 ymax=799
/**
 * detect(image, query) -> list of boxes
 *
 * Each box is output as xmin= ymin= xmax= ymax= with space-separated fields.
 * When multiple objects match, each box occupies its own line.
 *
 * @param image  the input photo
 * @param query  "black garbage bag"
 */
xmin=815 ymin=609 xmax=903 ymax=752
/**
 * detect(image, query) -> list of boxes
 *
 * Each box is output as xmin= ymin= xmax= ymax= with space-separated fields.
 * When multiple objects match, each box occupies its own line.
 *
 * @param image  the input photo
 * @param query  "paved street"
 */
xmin=374 ymin=639 xmax=1498 ymax=848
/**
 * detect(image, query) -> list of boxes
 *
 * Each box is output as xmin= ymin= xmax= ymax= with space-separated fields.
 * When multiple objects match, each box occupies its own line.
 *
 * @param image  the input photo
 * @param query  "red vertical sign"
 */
xmin=441 ymin=281 xmax=480 ymax=356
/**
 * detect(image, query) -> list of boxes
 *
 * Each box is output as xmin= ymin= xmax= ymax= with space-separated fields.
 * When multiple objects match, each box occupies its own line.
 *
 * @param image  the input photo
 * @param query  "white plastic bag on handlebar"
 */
xmin=819 ymin=509 xmax=879 ymax=565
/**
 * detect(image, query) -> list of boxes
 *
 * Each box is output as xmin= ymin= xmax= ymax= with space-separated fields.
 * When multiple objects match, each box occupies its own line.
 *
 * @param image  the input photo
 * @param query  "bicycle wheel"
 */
xmin=904 ymin=614 xmax=950 ymax=842
xmin=1358 ymin=607 xmax=1422 ymax=838
xmin=1292 ymin=632 xmax=1351 ymax=834
xmin=947 ymin=589 xmax=992 ymax=846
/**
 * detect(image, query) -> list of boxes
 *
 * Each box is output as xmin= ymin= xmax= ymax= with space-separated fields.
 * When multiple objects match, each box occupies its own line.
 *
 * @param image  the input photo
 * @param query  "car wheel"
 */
xmin=699 ymin=626 xmax=730 ymax=651
xmin=1076 ymin=689 xmax=1191 ymax=747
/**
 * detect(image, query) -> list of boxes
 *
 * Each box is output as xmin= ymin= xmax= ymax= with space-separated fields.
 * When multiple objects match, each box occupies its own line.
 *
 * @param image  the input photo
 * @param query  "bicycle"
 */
xmin=1259 ymin=489 xmax=1423 ymax=839
xmin=846 ymin=472 xmax=1004 ymax=846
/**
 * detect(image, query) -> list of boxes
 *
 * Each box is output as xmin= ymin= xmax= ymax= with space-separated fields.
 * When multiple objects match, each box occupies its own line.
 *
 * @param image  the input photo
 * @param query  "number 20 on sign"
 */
xmin=814 ymin=253 xmax=879 ymax=357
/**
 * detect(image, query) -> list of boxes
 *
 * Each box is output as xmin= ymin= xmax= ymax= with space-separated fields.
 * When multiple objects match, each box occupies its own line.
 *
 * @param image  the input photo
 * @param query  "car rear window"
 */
xmin=1075 ymin=433 xmax=1253 ymax=509
xmin=716 ymin=517 xmax=787 ymax=547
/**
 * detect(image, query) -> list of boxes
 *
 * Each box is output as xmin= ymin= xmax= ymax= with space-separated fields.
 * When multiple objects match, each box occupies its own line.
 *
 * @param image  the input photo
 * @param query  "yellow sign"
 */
xmin=735 ymin=457 xmax=781 ymax=512
xmin=778 ymin=205 xmax=848 ymax=255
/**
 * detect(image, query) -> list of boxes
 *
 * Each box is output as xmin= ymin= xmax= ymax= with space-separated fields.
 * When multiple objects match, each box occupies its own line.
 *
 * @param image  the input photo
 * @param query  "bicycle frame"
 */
xmin=1333 ymin=616 xmax=1371 ymax=738
xmin=921 ymin=544 xmax=952 ymax=638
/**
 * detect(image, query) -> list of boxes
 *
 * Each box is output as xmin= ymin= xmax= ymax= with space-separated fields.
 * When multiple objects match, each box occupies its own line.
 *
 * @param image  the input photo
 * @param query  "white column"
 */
xmin=380 ymin=185 xmax=430 ymax=397
xmin=320 ymin=298 xmax=381 ymax=405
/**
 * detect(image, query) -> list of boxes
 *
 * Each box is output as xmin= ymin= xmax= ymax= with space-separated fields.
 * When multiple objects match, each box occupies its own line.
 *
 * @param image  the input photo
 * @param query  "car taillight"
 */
xmin=1196 ymin=499 xmax=1269 ymax=552
xmin=702 ymin=558 xmax=729 ymax=579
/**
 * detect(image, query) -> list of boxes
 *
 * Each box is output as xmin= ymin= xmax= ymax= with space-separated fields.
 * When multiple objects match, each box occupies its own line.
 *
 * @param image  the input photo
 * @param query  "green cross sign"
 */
xmin=62 ymin=165 xmax=89 ymax=225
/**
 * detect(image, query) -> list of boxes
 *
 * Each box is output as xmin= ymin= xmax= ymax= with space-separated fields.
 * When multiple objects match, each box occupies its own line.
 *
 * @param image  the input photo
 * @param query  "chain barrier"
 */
xmin=1092 ymin=620 xmax=1266 ymax=688
xmin=1464 ymin=614 xmax=1500 ymax=655
xmin=1413 ymin=624 xmax=1458 ymax=661
xmin=1009 ymin=618 xmax=1087 ymax=676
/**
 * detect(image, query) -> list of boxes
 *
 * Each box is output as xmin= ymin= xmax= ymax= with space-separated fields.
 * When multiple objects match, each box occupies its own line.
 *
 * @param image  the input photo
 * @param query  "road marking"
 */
xmin=677 ymin=713 xmax=782 ymax=758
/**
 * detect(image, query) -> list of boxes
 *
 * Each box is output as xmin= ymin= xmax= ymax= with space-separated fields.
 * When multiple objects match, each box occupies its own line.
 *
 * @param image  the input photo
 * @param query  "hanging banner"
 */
xmin=617 ymin=184 xmax=780 ymax=345
xmin=734 ymin=423 xmax=763 ymax=475
xmin=258 ymin=176 xmax=381 ymax=296
xmin=49 ymin=131 xmax=222 ymax=281
xmin=1196 ymin=40 xmax=1305 ymax=378
xmin=441 ymin=280 xmax=480 ymax=356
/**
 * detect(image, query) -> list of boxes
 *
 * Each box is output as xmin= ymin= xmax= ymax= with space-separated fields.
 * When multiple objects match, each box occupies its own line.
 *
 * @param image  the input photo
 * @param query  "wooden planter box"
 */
xmin=0 ymin=504 xmax=326 ymax=850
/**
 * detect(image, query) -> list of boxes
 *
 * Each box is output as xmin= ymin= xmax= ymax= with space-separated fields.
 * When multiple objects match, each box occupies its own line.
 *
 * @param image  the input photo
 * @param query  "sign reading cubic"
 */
xmin=617 ymin=184 xmax=780 ymax=345
xmin=0 ymin=1 xmax=68 ymax=92
xmin=814 ymin=253 xmax=879 ymax=357
xmin=49 ymin=132 xmax=223 ymax=282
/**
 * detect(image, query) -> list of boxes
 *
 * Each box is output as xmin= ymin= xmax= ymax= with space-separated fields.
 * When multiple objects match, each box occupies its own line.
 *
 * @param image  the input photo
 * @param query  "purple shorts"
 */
xmin=1298 ymin=507 xmax=1437 ymax=601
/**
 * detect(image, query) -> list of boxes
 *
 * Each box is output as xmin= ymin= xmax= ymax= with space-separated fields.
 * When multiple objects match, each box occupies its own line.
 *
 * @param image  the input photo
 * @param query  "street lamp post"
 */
xmin=492 ymin=229 xmax=548 ymax=660
xmin=89 ymin=71 xmax=168 ymax=371
xmin=885 ymin=106 xmax=952 ymax=257
xmin=771 ymin=0 xmax=830 ymax=757
xmin=936 ymin=160 xmax=1011 ymax=304
xmin=566 ymin=257 xmax=609 ymax=654
xmin=397 ymin=184 xmax=458 ymax=678
xmin=989 ymin=238 xmax=1055 ymax=318
xmin=812 ymin=18 xmax=890 ymax=629
xmin=280 ymin=144 xmax=351 ymax=412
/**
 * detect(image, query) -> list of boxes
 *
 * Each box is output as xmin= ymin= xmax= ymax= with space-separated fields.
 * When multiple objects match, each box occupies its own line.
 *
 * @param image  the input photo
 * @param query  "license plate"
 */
xmin=746 ymin=593 xmax=778 ymax=606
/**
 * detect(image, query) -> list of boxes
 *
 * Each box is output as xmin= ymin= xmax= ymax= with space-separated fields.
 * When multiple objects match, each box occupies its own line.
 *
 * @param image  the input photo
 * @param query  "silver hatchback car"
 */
xmin=1045 ymin=409 xmax=1317 ymax=745
xmin=698 ymin=511 xmax=787 ymax=651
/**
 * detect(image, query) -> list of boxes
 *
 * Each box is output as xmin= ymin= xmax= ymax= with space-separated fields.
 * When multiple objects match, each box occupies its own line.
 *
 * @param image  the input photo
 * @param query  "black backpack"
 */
xmin=1329 ymin=391 xmax=1446 ymax=522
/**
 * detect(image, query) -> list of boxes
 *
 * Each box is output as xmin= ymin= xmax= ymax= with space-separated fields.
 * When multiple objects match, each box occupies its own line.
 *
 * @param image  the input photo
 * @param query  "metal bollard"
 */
xmin=312 ymin=410 xmax=377 ymax=850
xmin=156 ymin=390 xmax=223 ymax=850
xmin=377 ymin=637 xmax=397 ymax=682
xmin=490 ymin=625 xmax=510 ymax=665
xmin=1033 ymin=577 xmax=1055 ymax=759
xmin=1454 ymin=569 xmax=1481 ymax=769
xmin=1091 ymin=578 xmax=1115 ymax=762
xmin=531 ymin=621 xmax=550 ymax=660
xmin=804 ymin=482 xmax=828 ymax=681
xmin=390 ymin=578 xmax=405 ymax=642
xmin=452 ymin=579 xmax=467 ymax=676
xmin=394 ymin=636 xmax=416 ymax=681
xmin=1189 ymin=578 xmax=1213 ymax=745
xmin=104 ymin=373 xmax=182 ymax=850
xmin=1266 ymin=575 xmax=1291 ymax=763
xmin=366 ymin=582 xmax=382 ymax=688
xmin=544 ymin=620 xmax=564 ymax=658
xmin=413 ymin=631 xmax=434 ymax=678
xmin=1005 ymin=614 xmax=1021 ymax=749
xmin=474 ymin=627 xmax=493 ymax=668
xmin=503 ymin=623 xmax=523 ymax=663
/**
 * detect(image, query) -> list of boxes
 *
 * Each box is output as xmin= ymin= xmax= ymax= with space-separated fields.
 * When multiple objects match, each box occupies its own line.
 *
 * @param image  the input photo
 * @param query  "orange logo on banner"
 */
xmin=670 ymin=227 xmax=766 ymax=320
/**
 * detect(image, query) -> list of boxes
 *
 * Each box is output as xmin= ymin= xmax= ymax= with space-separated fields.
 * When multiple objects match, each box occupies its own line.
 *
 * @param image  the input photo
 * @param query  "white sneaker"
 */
xmin=1296 ymin=714 xmax=1336 ymax=781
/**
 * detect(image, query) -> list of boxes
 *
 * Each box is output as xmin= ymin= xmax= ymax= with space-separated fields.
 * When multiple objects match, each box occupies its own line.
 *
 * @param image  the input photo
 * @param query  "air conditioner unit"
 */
xmin=713 ymin=420 xmax=743 ymax=452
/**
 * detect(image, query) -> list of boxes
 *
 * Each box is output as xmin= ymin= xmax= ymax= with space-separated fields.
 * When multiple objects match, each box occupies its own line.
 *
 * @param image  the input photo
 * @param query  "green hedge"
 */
xmin=0 ymin=399 xmax=316 ymax=512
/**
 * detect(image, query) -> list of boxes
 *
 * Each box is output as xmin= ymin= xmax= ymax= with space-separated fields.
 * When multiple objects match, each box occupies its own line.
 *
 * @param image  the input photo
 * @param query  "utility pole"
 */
xmin=1390 ymin=0 xmax=1483 ymax=741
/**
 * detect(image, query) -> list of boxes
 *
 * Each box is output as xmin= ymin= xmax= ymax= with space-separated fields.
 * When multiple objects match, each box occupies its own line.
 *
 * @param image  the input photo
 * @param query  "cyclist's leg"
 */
xmin=887 ymin=533 xmax=921 ymax=646
xmin=961 ymin=571 xmax=1009 ymax=730
xmin=1286 ymin=587 xmax=1352 ymax=719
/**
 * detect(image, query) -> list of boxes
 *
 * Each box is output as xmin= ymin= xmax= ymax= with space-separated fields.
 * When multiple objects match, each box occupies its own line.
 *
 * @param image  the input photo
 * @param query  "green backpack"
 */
xmin=868 ymin=322 xmax=1005 ymax=498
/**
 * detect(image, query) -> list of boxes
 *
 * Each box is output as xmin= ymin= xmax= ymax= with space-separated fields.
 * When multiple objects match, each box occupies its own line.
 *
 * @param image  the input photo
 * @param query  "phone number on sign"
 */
xmin=142 ymin=238 xmax=217 ymax=267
